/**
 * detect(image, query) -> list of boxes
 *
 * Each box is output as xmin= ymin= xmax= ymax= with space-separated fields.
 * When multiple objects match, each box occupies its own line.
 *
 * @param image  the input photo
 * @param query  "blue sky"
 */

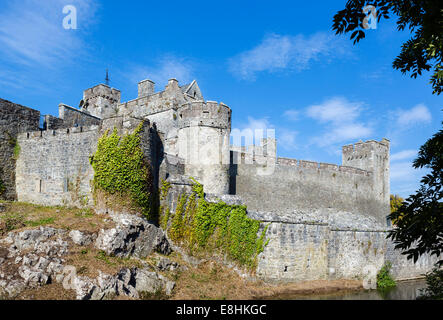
xmin=0 ymin=0 xmax=441 ymax=198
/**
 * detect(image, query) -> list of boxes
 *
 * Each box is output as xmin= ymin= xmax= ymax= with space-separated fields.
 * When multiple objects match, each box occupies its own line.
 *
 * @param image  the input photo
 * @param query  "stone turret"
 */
xmin=177 ymin=100 xmax=232 ymax=194
xmin=81 ymin=84 xmax=121 ymax=119
xmin=342 ymin=138 xmax=390 ymax=221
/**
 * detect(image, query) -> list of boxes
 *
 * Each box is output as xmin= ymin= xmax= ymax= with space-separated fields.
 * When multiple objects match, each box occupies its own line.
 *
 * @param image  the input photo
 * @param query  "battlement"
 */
xmin=230 ymin=137 xmax=277 ymax=165
xmin=178 ymin=100 xmax=231 ymax=129
xmin=342 ymin=138 xmax=390 ymax=159
xmin=83 ymin=84 xmax=121 ymax=103
xmin=81 ymin=84 xmax=121 ymax=119
xmin=276 ymin=157 xmax=371 ymax=176
xmin=17 ymin=124 xmax=100 ymax=140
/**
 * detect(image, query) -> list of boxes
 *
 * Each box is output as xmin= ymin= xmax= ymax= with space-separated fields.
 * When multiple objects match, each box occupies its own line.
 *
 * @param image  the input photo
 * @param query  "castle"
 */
xmin=0 ymin=78 xmax=437 ymax=283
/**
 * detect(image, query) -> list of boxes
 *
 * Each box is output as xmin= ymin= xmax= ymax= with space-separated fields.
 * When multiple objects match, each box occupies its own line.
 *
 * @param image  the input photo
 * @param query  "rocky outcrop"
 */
xmin=94 ymin=213 xmax=171 ymax=258
xmin=0 ymin=214 xmax=175 ymax=300
xmin=0 ymin=227 xmax=68 ymax=297
xmin=66 ymin=267 xmax=175 ymax=300
xmin=69 ymin=230 xmax=95 ymax=246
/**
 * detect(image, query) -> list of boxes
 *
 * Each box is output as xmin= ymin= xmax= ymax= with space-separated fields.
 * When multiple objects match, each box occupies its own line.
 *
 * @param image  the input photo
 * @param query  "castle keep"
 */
xmin=0 ymin=79 xmax=437 ymax=283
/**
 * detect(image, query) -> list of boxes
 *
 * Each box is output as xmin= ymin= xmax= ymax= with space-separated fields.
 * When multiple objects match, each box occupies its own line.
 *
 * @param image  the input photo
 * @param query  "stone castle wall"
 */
xmin=59 ymin=104 xmax=101 ymax=128
xmin=256 ymin=220 xmax=439 ymax=283
xmin=233 ymin=159 xmax=388 ymax=224
xmin=15 ymin=117 xmax=161 ymax=208
xmin=0 ymin=99 xmax=40 ymax=200
xmin=15 ymin=126 xmax=99 ymax=206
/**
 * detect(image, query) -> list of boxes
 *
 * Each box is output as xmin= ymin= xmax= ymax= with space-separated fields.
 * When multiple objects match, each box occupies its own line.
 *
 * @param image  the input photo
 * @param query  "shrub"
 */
xmin=377 ymin=262 xmax=397 ymax=290
xmin=418 ymin=268 xmax=443 ymax=300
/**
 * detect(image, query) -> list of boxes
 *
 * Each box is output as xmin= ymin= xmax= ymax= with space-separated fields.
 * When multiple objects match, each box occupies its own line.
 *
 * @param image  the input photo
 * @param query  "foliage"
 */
xmin=160 ymin=179 xmax=171 ymax=201
xmin=333 ymin=0 xmax=443 ymax=95
xmin=0 ymin=212 xmax=26 ymax=234
xmin=0 ymin=178 xmax=5 ymax=196
xmin=161 ymin=178 xmax=269 ymax=269
xmin=390 ymin=194 xmax=405 ymax=224
xmin=24 ymin=217 xmax=55 ymax=227
xmin=12 ymin=141 xmax=20 ymax=160
xmin=89 ymin=123 xmax=155 ymax=220
xmin=417 ymin=268 xmax=443 ymax=300
xmin=390 ymin=194 xmax=405 ymax=213
xmin=376 ymin=262 xmax=397 ymax=290
xmin=388 ymin=124 xmax=443 ymax=266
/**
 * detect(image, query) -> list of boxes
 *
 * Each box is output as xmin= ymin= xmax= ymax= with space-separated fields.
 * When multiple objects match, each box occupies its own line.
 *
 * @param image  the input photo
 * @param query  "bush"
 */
xmin=377 ymin=262 xmax=397 ymax=290
xmin=418 ymin=268 xmax=443 ymax=300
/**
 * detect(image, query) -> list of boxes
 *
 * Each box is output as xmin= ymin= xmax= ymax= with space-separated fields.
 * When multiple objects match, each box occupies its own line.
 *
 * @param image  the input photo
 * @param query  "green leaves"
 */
xmin=376 ymin=262 xmax=397 ymax=290
xmin=333 ymin=0 xmax=443 ymax=95
xmin=388 ymin=123 xmax=443 ymax=266
xmin=90 ymin=124 xmax=155 ymax=220
xmin=161 ymin=179 xmax=269 ymax=269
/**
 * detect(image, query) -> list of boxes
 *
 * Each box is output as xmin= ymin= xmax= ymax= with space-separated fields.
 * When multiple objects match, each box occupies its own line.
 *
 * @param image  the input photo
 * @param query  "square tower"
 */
xmin=81 ymin=84 xmax=121 ymax=119
xmin=342 ymin=138 xmax=390 ymax=220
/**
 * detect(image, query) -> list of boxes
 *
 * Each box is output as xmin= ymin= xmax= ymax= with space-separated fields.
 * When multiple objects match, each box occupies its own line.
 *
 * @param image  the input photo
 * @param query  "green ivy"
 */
xmin=161 ymin=178 xmax=269 ymax=269
xmin=160 ymin=179 xmax=171 ymax=201
xmin=12 ymin=141 xmax=20 ymax=160
xmin=0 ymin=177 xmax=5 ymax=196
xmin=376 ymin=262 xmax=397 ymax=290
xmin=89 ymin=123 xmax=155 ymax=220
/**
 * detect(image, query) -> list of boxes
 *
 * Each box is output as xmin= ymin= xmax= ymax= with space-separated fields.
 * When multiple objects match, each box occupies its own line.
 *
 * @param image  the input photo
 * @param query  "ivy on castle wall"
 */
xmin=161 ymin=178 xmax=269 ymax=269
xmin=89 ymin=123 xmax=155 ymax=220
xmin=0 ymin=177 xmax=5 ymax=196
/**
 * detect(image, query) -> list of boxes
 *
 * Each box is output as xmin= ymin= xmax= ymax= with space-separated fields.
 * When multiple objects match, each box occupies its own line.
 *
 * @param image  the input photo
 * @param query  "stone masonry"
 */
xmin=0 ymin=78 xmax=438 ymax=283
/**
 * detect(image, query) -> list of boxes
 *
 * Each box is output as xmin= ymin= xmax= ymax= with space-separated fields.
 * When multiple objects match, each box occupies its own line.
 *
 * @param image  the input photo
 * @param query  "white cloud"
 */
xmin=327 ymin=124 xmax=373 ymax=142
xmin=228 ymin=32 xmax=348 ymax=80
xmin=306 ymin=97 xmax=363 ymax=124
xmin=0 ymin=0 xmax=97 ymax=67
xmin=129 ymin=56 xmax=194 ymax=87
xmin=390 ymin=149 xmax=417 ymax=162
xmin=283 ymin=109 xmax=300 ymax=121
xmin=306 ymin=97 xmax=373 ymax=147
xmin=397 ymin=104 xmax=432 ymax=127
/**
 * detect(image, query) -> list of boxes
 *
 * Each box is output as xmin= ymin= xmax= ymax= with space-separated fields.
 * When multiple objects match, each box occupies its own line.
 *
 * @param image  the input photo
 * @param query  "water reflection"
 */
xmin=267 ymin=279 xmax=427 ymax=300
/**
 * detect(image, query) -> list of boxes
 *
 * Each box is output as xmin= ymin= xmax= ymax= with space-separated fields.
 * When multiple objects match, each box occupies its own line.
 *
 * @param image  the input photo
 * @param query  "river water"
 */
xmin=268 ymin=279 xmax=427 ymax=300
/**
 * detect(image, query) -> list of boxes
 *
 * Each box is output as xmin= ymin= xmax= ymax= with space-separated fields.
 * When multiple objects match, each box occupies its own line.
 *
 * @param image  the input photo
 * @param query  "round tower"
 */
xmin=177 ymin=100 xmax=231 ymax=194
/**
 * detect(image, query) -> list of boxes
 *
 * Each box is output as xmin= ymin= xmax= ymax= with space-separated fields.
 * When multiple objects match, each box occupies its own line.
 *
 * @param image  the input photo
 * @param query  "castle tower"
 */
xmin=138 ymin=79 xmax=155 ymax=98
xmin=81 ymin=84 xmax=121 ymax=119
xmin=177 ymin=99 xmax=232 ymax=194
xmin=342 ymin=138 xmax=390 ymax=221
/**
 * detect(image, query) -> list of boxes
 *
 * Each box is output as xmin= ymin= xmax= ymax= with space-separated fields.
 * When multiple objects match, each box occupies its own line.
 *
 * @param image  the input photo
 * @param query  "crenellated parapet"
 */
xmin=276 ymin=158 xmax=372 ymax=176
xmin=177 ymin=100 xmax=231 ymax=130
xmin=81 ymin=84 xmax=121 ymax=119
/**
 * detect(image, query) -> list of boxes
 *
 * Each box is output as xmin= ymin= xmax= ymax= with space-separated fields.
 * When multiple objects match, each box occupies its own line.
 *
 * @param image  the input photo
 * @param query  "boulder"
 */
xmin=69 ymin=267 xmax=175 ymax=300
xmin=94 ymin=213 xmax=171 ymax=258
xmin=69 ymin=230 xmax=95 ymax=246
